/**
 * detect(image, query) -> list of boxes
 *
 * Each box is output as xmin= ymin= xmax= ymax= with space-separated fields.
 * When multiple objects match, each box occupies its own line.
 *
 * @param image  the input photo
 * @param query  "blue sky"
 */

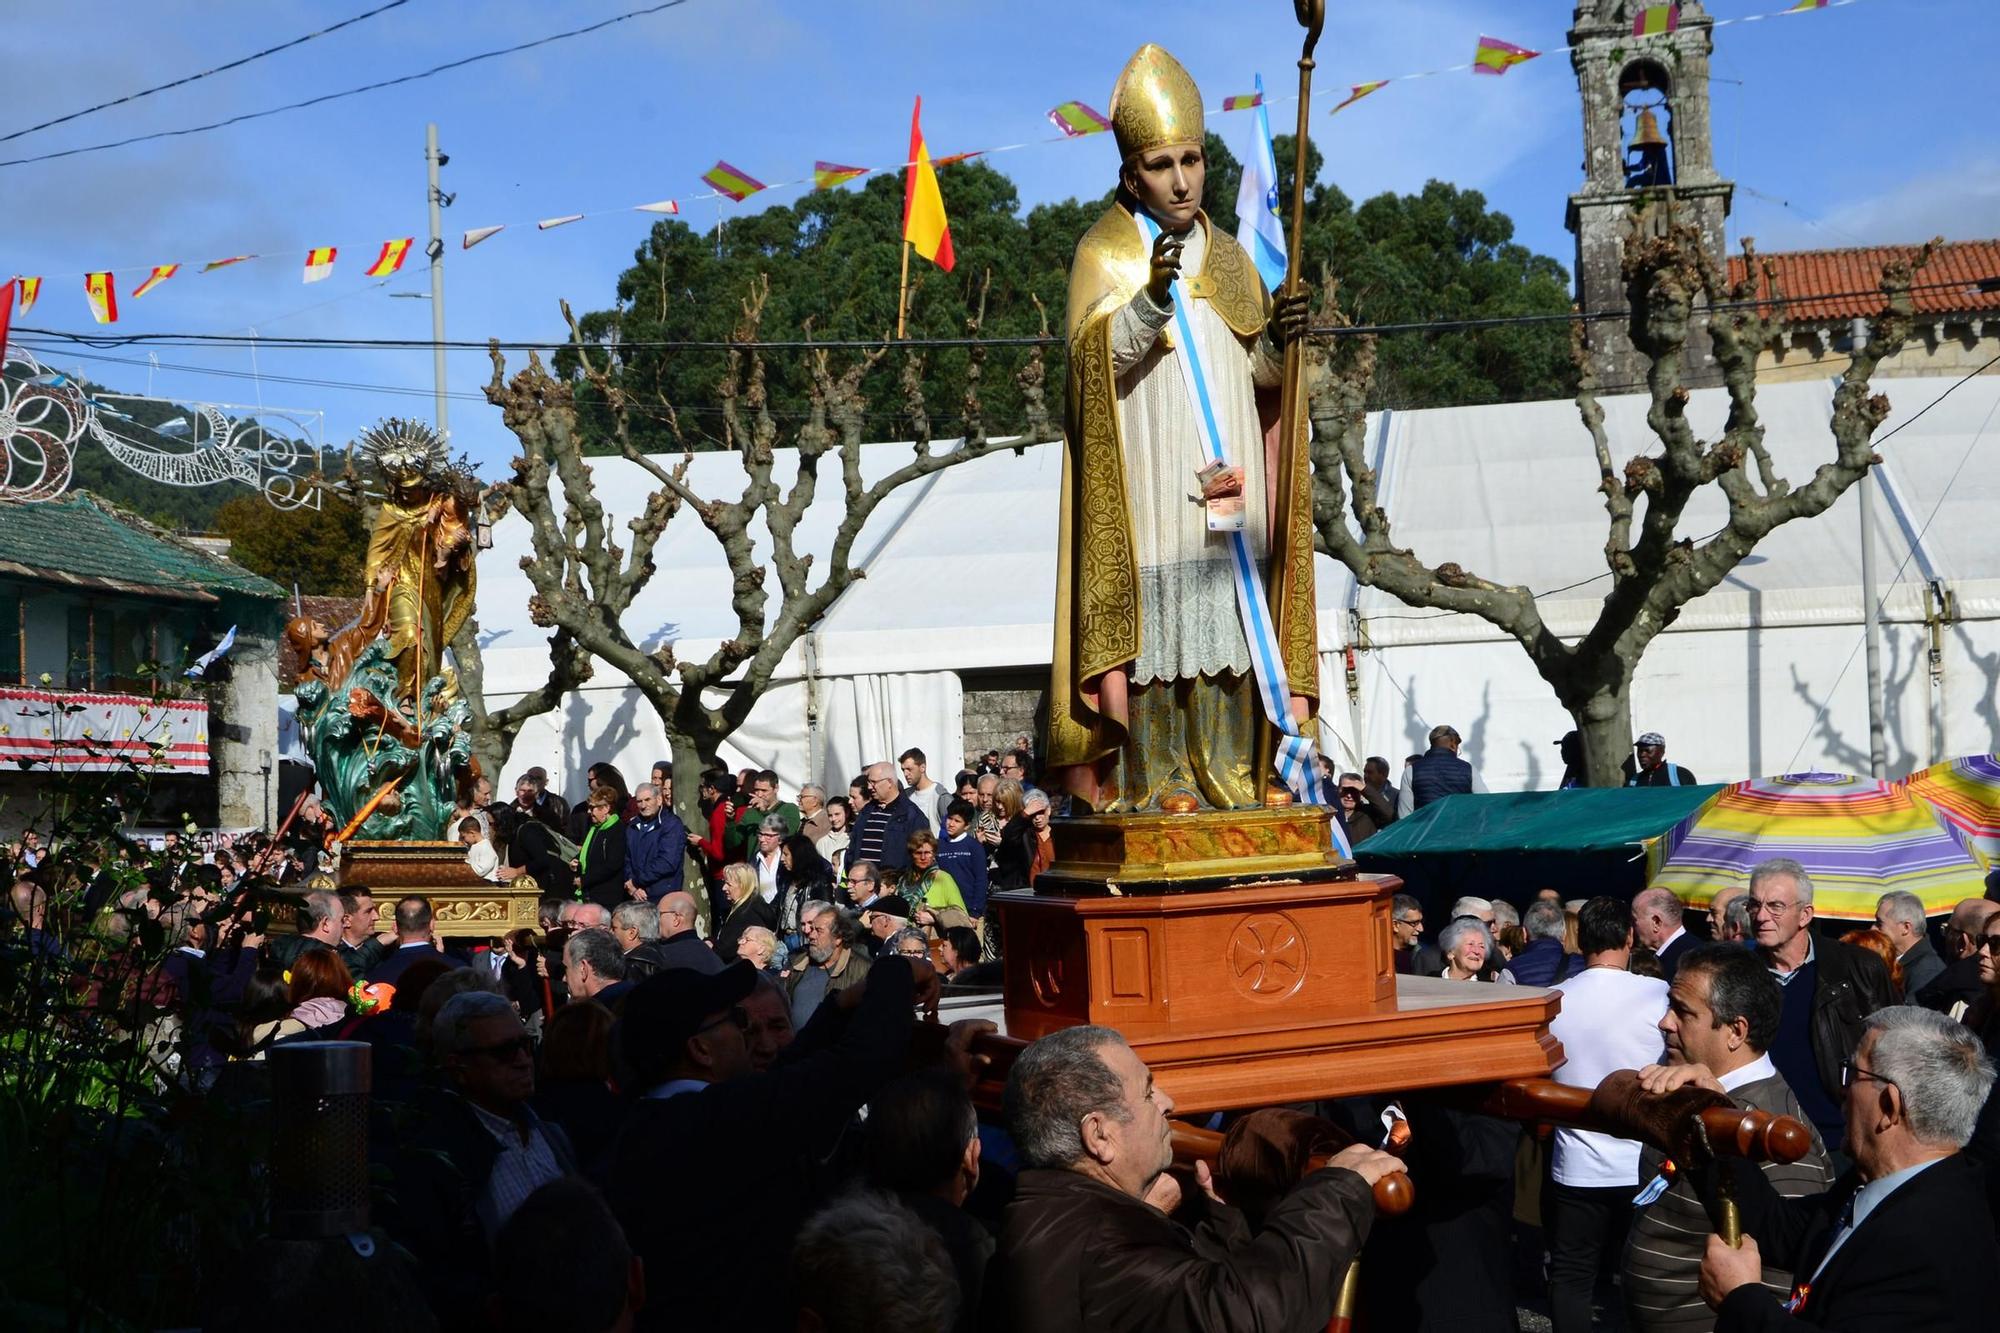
xmin=5 ymin=0 xmax=1991 ymax=479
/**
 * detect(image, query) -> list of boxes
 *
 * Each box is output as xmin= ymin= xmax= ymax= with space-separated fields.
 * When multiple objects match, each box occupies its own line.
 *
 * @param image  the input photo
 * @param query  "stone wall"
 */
xmin=213 ymin=595 xmax=284 ymax=830
xmin=959 ymin=668 xmax=1046 ymax=771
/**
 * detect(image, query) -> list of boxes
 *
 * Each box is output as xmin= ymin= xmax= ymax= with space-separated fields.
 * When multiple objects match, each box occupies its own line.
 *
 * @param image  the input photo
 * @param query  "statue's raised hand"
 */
xmin=1146 ymin=230 xmax=1185 ymax=307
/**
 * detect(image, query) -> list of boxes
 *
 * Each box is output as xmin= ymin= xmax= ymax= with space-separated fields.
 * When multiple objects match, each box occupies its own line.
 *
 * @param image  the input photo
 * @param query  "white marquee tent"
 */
xmin=476 ymin=373 xmax=2000 ymax=797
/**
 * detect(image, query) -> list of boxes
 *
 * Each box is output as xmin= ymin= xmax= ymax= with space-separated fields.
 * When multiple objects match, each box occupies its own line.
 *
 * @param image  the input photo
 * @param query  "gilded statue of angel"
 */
xmin=355 ymin=419 xmax=478 ymax=707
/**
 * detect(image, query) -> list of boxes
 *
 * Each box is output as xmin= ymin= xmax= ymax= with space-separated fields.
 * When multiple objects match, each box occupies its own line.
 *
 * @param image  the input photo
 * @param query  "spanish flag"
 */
xmin=365 ymin=237 xmax=413 ymax=277
xmin=1632 ymin=5 xmax=1680 ymax=36
xmin=813 ymin=161 xmax=868 ymax=191
xmin=303 ymin=246 xmax=337 ymax=284
xmin=903 ymin=96 xmax=954 ymax=273
xmin=702 ymin=161 xmax=766 ymax=202
xmin=1332 ymin=80 xmax=1389 ymax=114
xmin=85 ymin=271 xmax=118 ymax=324
xmin=0 ymin=276 xmax=12 ymax=354
xmin=1472 ymin=35 xmax=1540 ymax=76
xmin=133 ymin=264 xmax=180 ymax=298
xmin=16 ymin=276 xmax=41 ymax=313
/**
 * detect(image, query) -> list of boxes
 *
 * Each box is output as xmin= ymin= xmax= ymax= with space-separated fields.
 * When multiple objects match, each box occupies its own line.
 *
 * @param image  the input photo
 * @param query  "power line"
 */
xmin=0 ymin=0 xmax=691 ymax=170
xmin=1353 ymin=352 xmax=2000 ymax=627
xmin=0 ymin=0 xmax=412 ymax=145
xmin=14 ymin=276 xmax=1993 ymax=352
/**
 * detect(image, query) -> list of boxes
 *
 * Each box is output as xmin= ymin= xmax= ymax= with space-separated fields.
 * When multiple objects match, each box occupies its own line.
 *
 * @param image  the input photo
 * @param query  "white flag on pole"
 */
xmin=1234 ymin=73 xmax=1288 ymax=295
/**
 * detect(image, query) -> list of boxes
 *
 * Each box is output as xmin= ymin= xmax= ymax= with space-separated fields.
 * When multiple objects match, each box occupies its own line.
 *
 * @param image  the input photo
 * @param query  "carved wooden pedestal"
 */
xmin=339 ymin=840 xmax=543 ymax=939
xmin=990 ymin=807 xmax=1563 ymax=1113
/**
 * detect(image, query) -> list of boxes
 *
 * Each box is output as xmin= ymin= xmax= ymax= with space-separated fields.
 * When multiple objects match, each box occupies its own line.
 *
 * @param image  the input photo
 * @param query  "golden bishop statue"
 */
xmin=1047 ymin=44 xmax=1318 ymax=813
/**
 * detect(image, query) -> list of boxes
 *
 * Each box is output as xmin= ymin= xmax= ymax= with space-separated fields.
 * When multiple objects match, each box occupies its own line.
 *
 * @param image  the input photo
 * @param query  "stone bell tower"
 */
xmin=1566 ymin=0 xmax=1734 ymax=389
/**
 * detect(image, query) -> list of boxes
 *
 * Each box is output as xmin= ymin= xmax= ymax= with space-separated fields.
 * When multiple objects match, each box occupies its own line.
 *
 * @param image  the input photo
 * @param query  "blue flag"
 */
xmin=1233 ymin=73 xmax=1287 ymax=295
xmin=186 ymin=624 xmax=237 ymax=679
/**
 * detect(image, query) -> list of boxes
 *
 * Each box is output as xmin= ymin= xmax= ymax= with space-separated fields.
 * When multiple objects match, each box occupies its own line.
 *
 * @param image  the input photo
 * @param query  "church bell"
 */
xmin=1624 ymin=107 xmax=1672 ymax=188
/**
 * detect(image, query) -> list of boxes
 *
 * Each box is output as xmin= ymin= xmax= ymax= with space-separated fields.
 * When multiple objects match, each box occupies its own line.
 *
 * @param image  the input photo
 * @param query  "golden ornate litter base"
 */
xmin=340 ymin=839 xmax=543 ymax=939
xmin=1041 ymin=804 xmax=1354 ymax=896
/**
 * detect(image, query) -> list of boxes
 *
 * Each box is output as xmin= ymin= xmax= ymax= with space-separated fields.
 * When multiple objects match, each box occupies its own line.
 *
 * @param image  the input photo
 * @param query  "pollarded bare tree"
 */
xmin=1306 ymin=218 xmax=1934 ymax=786
xmin=485 ymin=274 xmax=1050 ymax=826
xmin=448 ymin=542 xmax=595 ymax=781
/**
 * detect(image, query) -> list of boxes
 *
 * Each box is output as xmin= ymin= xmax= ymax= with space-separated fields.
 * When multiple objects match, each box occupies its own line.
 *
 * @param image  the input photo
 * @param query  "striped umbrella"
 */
xmin=1651 ymin=771 xmax=1986 ymax=918
xmin=1902 ymin=754 xmax=2000 ymax=869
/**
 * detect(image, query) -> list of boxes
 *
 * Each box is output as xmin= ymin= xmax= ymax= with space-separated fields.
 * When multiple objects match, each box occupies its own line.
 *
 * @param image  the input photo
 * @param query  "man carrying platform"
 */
xmin=992 ymin=1024 xmax=1405 ymax=1331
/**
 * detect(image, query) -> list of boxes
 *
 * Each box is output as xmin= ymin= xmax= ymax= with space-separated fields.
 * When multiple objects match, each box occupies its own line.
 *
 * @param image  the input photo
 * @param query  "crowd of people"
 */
xmin=1386 ymin=860 xmax=2000 ymax=1331
xmin=9 ymin=731 xmax=2000 ymax=1332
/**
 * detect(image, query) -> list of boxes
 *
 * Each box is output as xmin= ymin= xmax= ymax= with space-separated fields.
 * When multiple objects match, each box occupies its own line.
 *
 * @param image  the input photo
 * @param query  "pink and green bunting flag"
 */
xmin=1221 ymin=91 xmax=1262 ymax=111
xmin=1785 ymin=0 xmax=1828 ymax=10
xmin=1046 ymin=100 xmax=1111 ymax=137
xmin=702 ymin=160 xmax=766 ymax=202
xmin=1472 ymin=35 xmax=1540 ymax=76
xmin=1633 ymin=4 xmax=1680 ymax=35
xmin=1331 ymin=80 xmax=1389 ymax=113
xmin=813 ymin=161 xmax=869 ymax=190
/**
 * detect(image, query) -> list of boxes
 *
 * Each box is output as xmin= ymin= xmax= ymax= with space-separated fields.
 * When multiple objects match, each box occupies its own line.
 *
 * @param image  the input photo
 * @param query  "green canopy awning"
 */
xmin=1355 ymin=786 xmax=1724 ymax=913
xmin=1360 ymin=787 xmax=1724 ymax=857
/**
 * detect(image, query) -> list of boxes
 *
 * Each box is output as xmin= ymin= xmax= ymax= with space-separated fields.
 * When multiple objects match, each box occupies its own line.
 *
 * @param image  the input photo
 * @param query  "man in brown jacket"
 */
xmin=990 ymin=1024 xmax=1405 ymax=1332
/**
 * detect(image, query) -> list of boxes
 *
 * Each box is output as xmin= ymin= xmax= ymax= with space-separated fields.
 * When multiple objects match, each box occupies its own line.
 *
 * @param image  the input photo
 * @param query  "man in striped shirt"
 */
xmin=1622 ymin=944 xmax=1833 ymax=1330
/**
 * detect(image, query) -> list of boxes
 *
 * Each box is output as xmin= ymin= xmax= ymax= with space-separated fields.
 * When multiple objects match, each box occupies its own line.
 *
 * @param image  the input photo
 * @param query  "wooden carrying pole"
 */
xmin=1254 ymin=0 xmax=1326 ymax=798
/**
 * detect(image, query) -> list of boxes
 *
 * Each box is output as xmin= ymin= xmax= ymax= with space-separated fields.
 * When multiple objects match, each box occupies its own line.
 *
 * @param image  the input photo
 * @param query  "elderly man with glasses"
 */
xmin=1747 ymin=857 xmax=1894 ymax=1155
xmin=1696 ymin=1007 xmax=1997 ymax=1331
xmin=850 ymin=761 xmax=927 ymax=876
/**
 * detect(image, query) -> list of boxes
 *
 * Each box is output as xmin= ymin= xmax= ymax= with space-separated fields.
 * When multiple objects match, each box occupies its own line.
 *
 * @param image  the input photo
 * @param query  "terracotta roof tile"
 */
xmin=1728 ymin=239 xmax=2000 ymax=324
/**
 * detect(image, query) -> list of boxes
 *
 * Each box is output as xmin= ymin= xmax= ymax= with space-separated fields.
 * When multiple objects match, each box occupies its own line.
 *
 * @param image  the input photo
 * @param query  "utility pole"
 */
xmin=426 ymin=123 xmax=450 ymax=440
xmin=1854 ymin=315 xmax=1886 ymax=778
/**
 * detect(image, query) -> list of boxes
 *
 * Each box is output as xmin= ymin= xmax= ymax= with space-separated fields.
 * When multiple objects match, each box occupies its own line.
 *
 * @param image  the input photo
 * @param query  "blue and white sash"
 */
xmin=1135 ymin=214 xmax=1344 ymax=853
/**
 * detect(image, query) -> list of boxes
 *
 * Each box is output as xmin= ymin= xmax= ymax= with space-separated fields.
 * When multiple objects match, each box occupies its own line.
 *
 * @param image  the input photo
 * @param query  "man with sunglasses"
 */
xmin=1696 ymin=1007 xmax=1997 ymax=1330
xmin=386 ymin=991 xmax=577 ymax=1321
xmin=1747 ymin=858 xmax=1893 ymax=1154
xmin=606 ymin=953 xmax=941 ymax=1332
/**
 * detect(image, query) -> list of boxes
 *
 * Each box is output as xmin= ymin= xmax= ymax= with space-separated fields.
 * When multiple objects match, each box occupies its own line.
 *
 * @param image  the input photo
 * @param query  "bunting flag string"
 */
xmin=813 ymin=161 xmax=868 ymax=190
xmin=1634 ymin=4 xmax=1681 ymax=36
xmin=131 ymin=264 xmax=179 ymax=298
xmin=84 ymin=272 xmax=117 ymax=324
xmin=1046 ymin=100 xmax=1111 ymax=137
xmin=1473 ymin=35 xmax=1541 ymax=76
xmin=1331 ymin=80 xmax=1389 ymax=114
xmin=702 ymin=160 xmax=766 ymax=202
xmin=3 ymin=0 xmax=1868 ymax=329
xmin=363 ymin=237 xmax=413 ymax=276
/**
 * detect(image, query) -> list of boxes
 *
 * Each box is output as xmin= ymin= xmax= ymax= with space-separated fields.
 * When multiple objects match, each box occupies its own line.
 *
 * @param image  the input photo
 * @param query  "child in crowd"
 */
xmin=932 ymin=798 xmax=989 ymax=921
xmin=459 ymin=816 xmax=523 ymax=883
